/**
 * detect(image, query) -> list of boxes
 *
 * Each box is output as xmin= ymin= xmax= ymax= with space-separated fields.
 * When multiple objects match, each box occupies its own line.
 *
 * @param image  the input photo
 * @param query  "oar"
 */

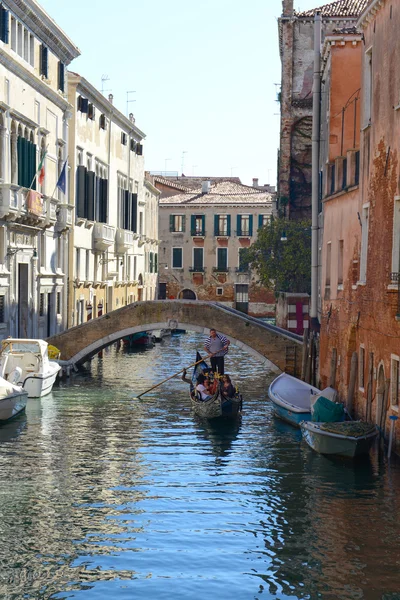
xmin=134 ymin=350 xmax=220 ymax=400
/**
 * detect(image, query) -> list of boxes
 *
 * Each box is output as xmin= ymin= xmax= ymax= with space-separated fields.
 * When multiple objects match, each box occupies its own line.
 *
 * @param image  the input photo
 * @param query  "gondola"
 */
xmin=189 ymin=353 xmax=242 ymax=420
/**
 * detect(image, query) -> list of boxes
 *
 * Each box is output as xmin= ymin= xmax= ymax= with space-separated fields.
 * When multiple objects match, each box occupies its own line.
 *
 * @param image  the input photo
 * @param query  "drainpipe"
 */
xmin=311 ymin=11 xmax=321 ymax=332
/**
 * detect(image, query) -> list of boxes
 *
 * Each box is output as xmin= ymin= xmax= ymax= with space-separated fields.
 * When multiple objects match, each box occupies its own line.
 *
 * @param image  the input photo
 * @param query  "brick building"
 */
xmin=156 ymin=178 xmax=276 ymax=317
xmin=318 ymin=0 xmax=400 ymax=451
xmin=278 ymin=0 xmax=367 ymax=220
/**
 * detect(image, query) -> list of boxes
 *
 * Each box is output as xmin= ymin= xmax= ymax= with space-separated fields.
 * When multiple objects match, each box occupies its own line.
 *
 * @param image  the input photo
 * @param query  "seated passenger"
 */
xmin=195 ymin=374 xmax=212 ymax=401
xmin=221 ymin=374 xmax=235 ymax=398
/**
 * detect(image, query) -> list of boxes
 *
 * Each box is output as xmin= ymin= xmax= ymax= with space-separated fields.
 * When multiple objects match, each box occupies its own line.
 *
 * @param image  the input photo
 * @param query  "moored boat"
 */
xmin=300 ymin=421 xmax=379 ymax=458
xmin=0 ymin=376 xmax=28 ymax=422
xmin=189 ymin=353 xmax=242 ymax=420
xmin=268 ymin=373 xmax=320 ymax=427
xmin=122 ymin=332 xmax=155 ymax=347
xmin=0 ymin=339 xmax=61 ymax=398
xmin=152 ymin=329 xmax=172 ymax=342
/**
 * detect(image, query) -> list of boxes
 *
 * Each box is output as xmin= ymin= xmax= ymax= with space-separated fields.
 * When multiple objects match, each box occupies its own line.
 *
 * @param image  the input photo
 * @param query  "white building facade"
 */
xmin=0 ymin=0 xmax=80 ymax=340
xmin=67 ymin=73 xmax=159 ymax=326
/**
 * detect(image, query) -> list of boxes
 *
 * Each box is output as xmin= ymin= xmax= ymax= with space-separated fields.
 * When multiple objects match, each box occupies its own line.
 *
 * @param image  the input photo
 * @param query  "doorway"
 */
xmin=179 ymin=289 xmax=196 ymax=300
xmin=18 ymin=263 xmax=29 ymax=338
xmin=235 ymin=284 xmax=249 ymax=314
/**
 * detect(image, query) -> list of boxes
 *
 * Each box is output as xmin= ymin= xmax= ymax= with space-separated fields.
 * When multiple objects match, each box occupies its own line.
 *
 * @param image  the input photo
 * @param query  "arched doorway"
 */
xmin=179 ymin=289 xmax=196 ymax=300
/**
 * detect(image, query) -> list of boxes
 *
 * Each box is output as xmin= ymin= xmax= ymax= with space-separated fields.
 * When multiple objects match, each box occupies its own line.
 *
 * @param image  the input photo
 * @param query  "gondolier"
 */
xmin=204 ymin=328 xmax=230 ymax=375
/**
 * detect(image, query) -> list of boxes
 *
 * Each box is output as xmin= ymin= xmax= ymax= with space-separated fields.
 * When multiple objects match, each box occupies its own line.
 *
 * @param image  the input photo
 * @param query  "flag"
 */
xmin=37 ymin=152 xmax=47 ymax=185
xmin=56 ymin=160 xmax=67 ymax=194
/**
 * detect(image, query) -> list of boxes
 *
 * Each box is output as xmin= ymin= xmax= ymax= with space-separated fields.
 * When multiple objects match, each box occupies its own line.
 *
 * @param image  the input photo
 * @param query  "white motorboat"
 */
xmin=0 ymin=375 xmax=28 ymax=422
xmin=152 ymin=328 xmax=172 ymax=342
xmin=0 ymin=339 xmax=61 ymax=398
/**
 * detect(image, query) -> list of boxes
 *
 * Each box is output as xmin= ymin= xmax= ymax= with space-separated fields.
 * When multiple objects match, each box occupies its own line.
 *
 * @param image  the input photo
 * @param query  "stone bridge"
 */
xmin=48 ymin=300 xmax=303 ymax=372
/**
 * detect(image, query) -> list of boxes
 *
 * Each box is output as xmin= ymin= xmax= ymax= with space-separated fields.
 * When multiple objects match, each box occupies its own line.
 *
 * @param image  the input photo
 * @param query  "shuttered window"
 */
xmin=191 ymin=214 xmax=205 ymax=236
xmin=170 ymin=215 xmax=185 ymax=232
xmin=172 ymin=248 xmax=183 ymax=269
xmin=40 ymin=44 xmax=48 ymax=78
xmin=17 ymin=137 xmax=36 ymax=189
xmin=237 ymin=214 xmax=253 ymax=236
xmin=58 ymin=61 xmax=65 ymax=92
xmin=217 ymin=248 xmax=228 ymax=270
xmin=0 ymin=296 xmax=4 ymax=323
xmin=0 ymin=6 xmax=9 ymax=44
xmin=214 ymin=215 xmax=230 ymax=236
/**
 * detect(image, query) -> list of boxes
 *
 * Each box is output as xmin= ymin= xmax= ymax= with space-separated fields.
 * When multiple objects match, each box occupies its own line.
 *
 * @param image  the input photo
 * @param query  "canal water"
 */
xmin=0 ymin=332 xmax=400 ymax=600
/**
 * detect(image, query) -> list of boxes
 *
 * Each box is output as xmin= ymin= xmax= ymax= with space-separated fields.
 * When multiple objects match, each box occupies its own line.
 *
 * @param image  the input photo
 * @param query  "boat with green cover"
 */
xmin=300 ymin=421 xmax=379 ymax=458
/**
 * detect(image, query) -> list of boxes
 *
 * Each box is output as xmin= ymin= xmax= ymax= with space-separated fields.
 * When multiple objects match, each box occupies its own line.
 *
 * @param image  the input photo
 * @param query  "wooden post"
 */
xmin=366 ymin=352 xmax=374 ymax=422
xmin=301 ymin=328 xmax=309 ymax=381
xmin=346 ymin=351 xmax=357 ymax=417
xmin=329 ymin=348 xmax=337 ymax=388
xmin=305 ymin=331 xmax=314 ymax=384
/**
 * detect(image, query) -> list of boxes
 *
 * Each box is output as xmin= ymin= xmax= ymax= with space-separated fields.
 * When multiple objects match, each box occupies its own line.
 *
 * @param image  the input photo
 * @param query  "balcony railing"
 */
xmin=116 ymin=228 xmax=134 ymax=252
xmin=213 ymin=266 xmax=229 ymax=273
xmin=191 ymin=230 xmax=205 ymax=237
xmin=189 ymin=266 xmax=206 ymax=272
xmin=391 ymin=272 xmax=400 ymax=318
xmin=235 ymin=267 xmax=250 ymax=273
xmin=93 ymin=223 xmax=115 ymax=251
xmin=55 ymin=204 xmax=74 ymax=232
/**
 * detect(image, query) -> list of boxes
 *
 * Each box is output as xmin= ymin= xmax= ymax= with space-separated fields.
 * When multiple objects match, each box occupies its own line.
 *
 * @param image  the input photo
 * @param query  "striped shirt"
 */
xmin=204 ymin=332 xmax=229 ymax=357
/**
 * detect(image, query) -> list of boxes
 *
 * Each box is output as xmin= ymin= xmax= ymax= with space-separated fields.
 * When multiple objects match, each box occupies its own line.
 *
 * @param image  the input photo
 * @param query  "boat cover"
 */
xmin=312 ymin=396 xmax=344 ymax=423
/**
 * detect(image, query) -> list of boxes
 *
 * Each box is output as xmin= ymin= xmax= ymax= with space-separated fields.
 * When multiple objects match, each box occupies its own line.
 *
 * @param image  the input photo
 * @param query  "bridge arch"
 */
xmin=48 ymin=300 xmax=302 ymax=372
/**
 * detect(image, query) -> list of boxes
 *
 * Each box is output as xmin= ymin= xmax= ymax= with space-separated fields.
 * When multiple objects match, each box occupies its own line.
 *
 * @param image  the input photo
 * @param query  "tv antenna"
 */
xmin=126 ymin=91 xmax=136 ymax=117
xmin=230 ymin=166 xmax=237 ymax=176
xmin=181 ymin=151 xmax=187 ymax=175
xmin=101 ymin=74 xmax=111 ymax=95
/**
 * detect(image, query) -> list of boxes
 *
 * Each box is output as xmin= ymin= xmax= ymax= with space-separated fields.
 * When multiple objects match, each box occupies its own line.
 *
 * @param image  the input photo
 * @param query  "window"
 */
xmin=216 ymin=287 xmax=223 ymax=296
xmin=100 ymin=114 xmax=107 ymax=130
xmin=29 ymin=34 xmax=34 ymax=66
xmin=0 ymin=6 xmax=8 ymax=44
xmin=17 ymin=135 xmax=37 ymax=189
xmin=85 ymin=249 xmax=90 ymax=280
xmin=136 ymin=143 xmax=143 ymax=155
xmin=355 ymin=150 xmax=360 ymax=185
xmin=149 ymin=252 xmax=154 ymax=273
xmin=130 ymin=139 xmax=136 ymax=152
xmin=191 ymin=214 xmax=205 ymax=236
xmin=87 ymin=103 xmax=95 ymax=120
xmin=237 ymin=214 xmax=253 ymax=236
xmin=359 ymin=205 xmax=369 ymax=283
xmin=325 ymin=242 xmax=332 ymax=287
xmin=57 ymin=61 xmax=65 ymax=92
xmin=342 ymin=158 xmax=347 ymax=189
xmin=170 ymin=214 xmax=185 ymax=233
xmin=76 ymin=248 xmax=81 ymax=280
xmin=39 ymin=293 xmax=45 ymax=317
xmin=363 ymin=48 xmax=372 ymax=127
xmin=0 ymin=296 xmax=4 ymax=323
xmin=238 ymin=248 xmax=249 ymax=272
xmin=172 ymin=247 xmax=183 ymax=269
xmin=216 ymin=247 xmax=228 ymax=271
xmin=121 ymin=132 xmax=127 ymax=146
xmin=359 ymin=346 xmax=365 ymax=389
xmin=214 ymin=214 xmax=231 ymax=236
xmin=338 ymin=240 xmax=344 ymax=286
xmin=330 ymin=163 xmax=336 ymax=195
xmin=391 ymin=356 xmax=400 ymax=406
xmin=56 ymin=292 xmax=61 ymax=315
xmin=10 ymin=16 xmax=15 ymax=51
xmin=192 ymin=247 xmax=204 ymax=271
xmin=40 ymin=44 xmax=48 ymax=78
xmin=258 ymin=214 xmax=270 ymax=229
xmin=77 ymin=96 xmax=89 ymax=113
xmin=391 ymin=197 xmax=400 ymax=280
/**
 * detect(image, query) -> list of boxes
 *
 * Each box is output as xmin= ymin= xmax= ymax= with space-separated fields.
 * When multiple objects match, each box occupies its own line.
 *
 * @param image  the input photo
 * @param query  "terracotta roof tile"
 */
xmin=159 ymin=180 xmax=274 ymax=206
xmin=295 ymin=0 xmax=367 ymax=18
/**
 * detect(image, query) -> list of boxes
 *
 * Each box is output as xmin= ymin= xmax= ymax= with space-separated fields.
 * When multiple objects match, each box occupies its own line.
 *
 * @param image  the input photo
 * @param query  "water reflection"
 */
xmin=0 ymin=334 xmax=399 ymax=599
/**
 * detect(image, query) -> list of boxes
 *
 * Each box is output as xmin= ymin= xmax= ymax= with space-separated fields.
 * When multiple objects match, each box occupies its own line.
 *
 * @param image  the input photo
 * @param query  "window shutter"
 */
xmin=236 ymin=215 xmax=242 ymax=236
xmin=1 ymin=8 xmax=9 ymax=44
xmin=170 ymin=215 xmax=174 ymax=232
xmin=249 ymin=214 xmax=253 ymax=236
xmin=201 ymin=215 xmax=205 ymax=235
xmin=131 ymin=193 xmax=138 ymax=232
xmin=81 ymin=98 xmax=89 ymax=113
xmin=155 ymin=253 xmax=158 ymax=272
xmin=76 ymin=166 xmax=87 ymax=218
xmin=258 ymin=214 xmax=263 ymax=229
xmin=40 ymin=45 xmax=48 ymax=78
xmin=136 ymin=143 xmax=143 ymax=156
xmin=23 ymin=137 xmax=29 ymax=188
xmin=100 ymin=178 xmax=108 ymax=223
xmin=182 ymin=215 xmax=186 ymax=232
xmin=30 ymin=142 xmax=37 ymax=190
xmin=214 ymin=215 xmax=219 ymax=236
xmin=173 ymin=248 xmax=182 ymax=268
xmin=100 ymin=114 xmax=107 ymax=130
xmin=17 ymin=137 xmax=22 ymax=186
xmin=191 ymin=215 xmax=196 ymax=235
xmin=58 ymin=62 xmax=65 ymax=92
xmin=86 ymin=171 xmax=95 ymax=220
xmin=227 ymin=215 xmax=231 ymax=237
xmin=124 ymin=190 xmax=130 ymax=230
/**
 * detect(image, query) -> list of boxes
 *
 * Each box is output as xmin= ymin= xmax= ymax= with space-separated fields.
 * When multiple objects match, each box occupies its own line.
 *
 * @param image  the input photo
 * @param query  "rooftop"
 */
xmin=159 ymin=180 xmax=274 ymax=206
xmin=295 ymin=0 xmax=368 ymax=18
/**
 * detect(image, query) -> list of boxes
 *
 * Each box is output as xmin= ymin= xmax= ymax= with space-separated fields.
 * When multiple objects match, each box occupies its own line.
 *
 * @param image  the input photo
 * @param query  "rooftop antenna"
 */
xmin=126 ymin=91 xmax=136 ymax=117
xmin=101 ymin=74 xmax=111 ymax=95
xmin=181 ymin=151 xmax=187 ymax=175
xmin=230 ymin=167 xmax=237 ymax=176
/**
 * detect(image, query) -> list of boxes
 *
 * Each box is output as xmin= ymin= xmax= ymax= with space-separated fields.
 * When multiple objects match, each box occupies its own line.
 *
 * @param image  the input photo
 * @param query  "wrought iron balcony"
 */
xmin=213 ymin=266 xmax=229 ymax=273
xmin=190 ymin=229 xmax=205 ymax=237
xmin=189 ymin=266 xmax=206 ymax=272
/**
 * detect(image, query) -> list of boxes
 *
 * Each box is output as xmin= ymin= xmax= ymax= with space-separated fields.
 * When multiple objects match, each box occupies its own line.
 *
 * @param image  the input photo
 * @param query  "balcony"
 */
xmin=191 ymin=230 xmax=205 ymax=237
xmin=116 ymin=228 xmax=134 ymax=253
xmin=55 ymin=204 xmax=74 ymax=232
xmin=43 ymin=196 xmax=58 ymax=228
xmin=213 ymin=266 xmax=229 ymax=273
xmin=189 ymin=266 xmax=206 ymax=272
xmin=235 ymin=267 xmax=250 ymax=273
xmin=93 ymin=223 xmax=115 ymax=251
xmin=0 ymin=183 xmax=47 ymax=226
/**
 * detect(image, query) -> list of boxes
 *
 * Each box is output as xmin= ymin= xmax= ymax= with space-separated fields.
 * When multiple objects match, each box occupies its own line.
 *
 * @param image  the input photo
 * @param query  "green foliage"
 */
xmin=242 ymin=217 xmax=311 ymax=294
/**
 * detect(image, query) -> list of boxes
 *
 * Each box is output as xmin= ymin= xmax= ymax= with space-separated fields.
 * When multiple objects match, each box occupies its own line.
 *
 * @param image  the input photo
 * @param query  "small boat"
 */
xmin=171 ymin=329 xmax=186 ymax=336
xmin=189 ymin=353 xmax=242 ymax=420
xmin=0 ymin=376 xmax=28 ymax=422
xmin=0 ymin=339 xmax=60 ymax=398
xmin=268 ymin=373 xmax=320 ymax=427
xmin=152 ymin=329 xmax=172 ymax=342
xmin=122 ymin=332 xmax=155 ymax=347
xmin=300 ymin=421 xmax=379 ymax=458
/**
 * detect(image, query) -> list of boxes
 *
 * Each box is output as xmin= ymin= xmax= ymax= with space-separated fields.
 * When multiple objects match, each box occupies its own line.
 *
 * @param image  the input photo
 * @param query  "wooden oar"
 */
xmin=134 ymin=350 xmax=220 ymax=400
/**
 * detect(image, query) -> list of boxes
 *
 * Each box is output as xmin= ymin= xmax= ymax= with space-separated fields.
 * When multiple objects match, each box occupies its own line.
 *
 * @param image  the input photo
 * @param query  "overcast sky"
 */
xmin=39 ymin=0 xmax=321 ymax=186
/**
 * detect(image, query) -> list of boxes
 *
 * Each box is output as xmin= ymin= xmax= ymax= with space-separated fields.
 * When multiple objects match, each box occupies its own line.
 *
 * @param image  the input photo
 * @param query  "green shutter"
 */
xmin=170 ymin=215 xmax=174 ymax=232
xmin=150 ymin=252 xmax=154 ymax=273
xmin=201 ymin=215 xmax=205 ymax=235
xmin=155 ymin=253 xmax=158 ymax=272
xmin=259 ymin=214 xmax=264 ymax=229
xmin=227 ymin=215 xmax=231 ymax=237
xmin=191 ymin=215 xmax=196 ymax=236
xmin=182 ymin=215 xmax=186 ymax=232
xmin=237 ymin=215 xmax=242 ymax=236
xmin=173 ymin=247 xmax=182 ymax=268
xmin=214 ymin=215 xmax=219 ymax=236
xmin=249 ymin=215 xmax=253 ymax=236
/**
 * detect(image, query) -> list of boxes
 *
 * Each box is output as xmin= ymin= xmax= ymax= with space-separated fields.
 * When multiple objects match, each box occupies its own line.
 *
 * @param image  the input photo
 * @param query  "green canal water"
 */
xmin=0 ymin=332 xmax=400 ymax=600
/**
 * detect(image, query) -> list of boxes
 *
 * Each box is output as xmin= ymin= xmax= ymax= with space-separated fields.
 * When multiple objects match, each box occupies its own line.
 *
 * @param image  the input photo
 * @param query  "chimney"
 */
xmin=252 ymin=178 xmax=259 ymax=188
xmin=108 ymin=93 xmax=113 ymax=104
xmin=202 ymin=181 xmax=211 ymax=194
xmin=282 ymin=0 xmax=293 ymax=16
xmin=129 ymin=113 xmax=136 ymax=124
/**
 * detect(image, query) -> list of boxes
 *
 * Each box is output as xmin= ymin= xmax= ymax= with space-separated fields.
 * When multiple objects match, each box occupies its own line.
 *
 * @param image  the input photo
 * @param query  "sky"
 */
xmin=39 ymin=0 xmax=321 ymax=186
